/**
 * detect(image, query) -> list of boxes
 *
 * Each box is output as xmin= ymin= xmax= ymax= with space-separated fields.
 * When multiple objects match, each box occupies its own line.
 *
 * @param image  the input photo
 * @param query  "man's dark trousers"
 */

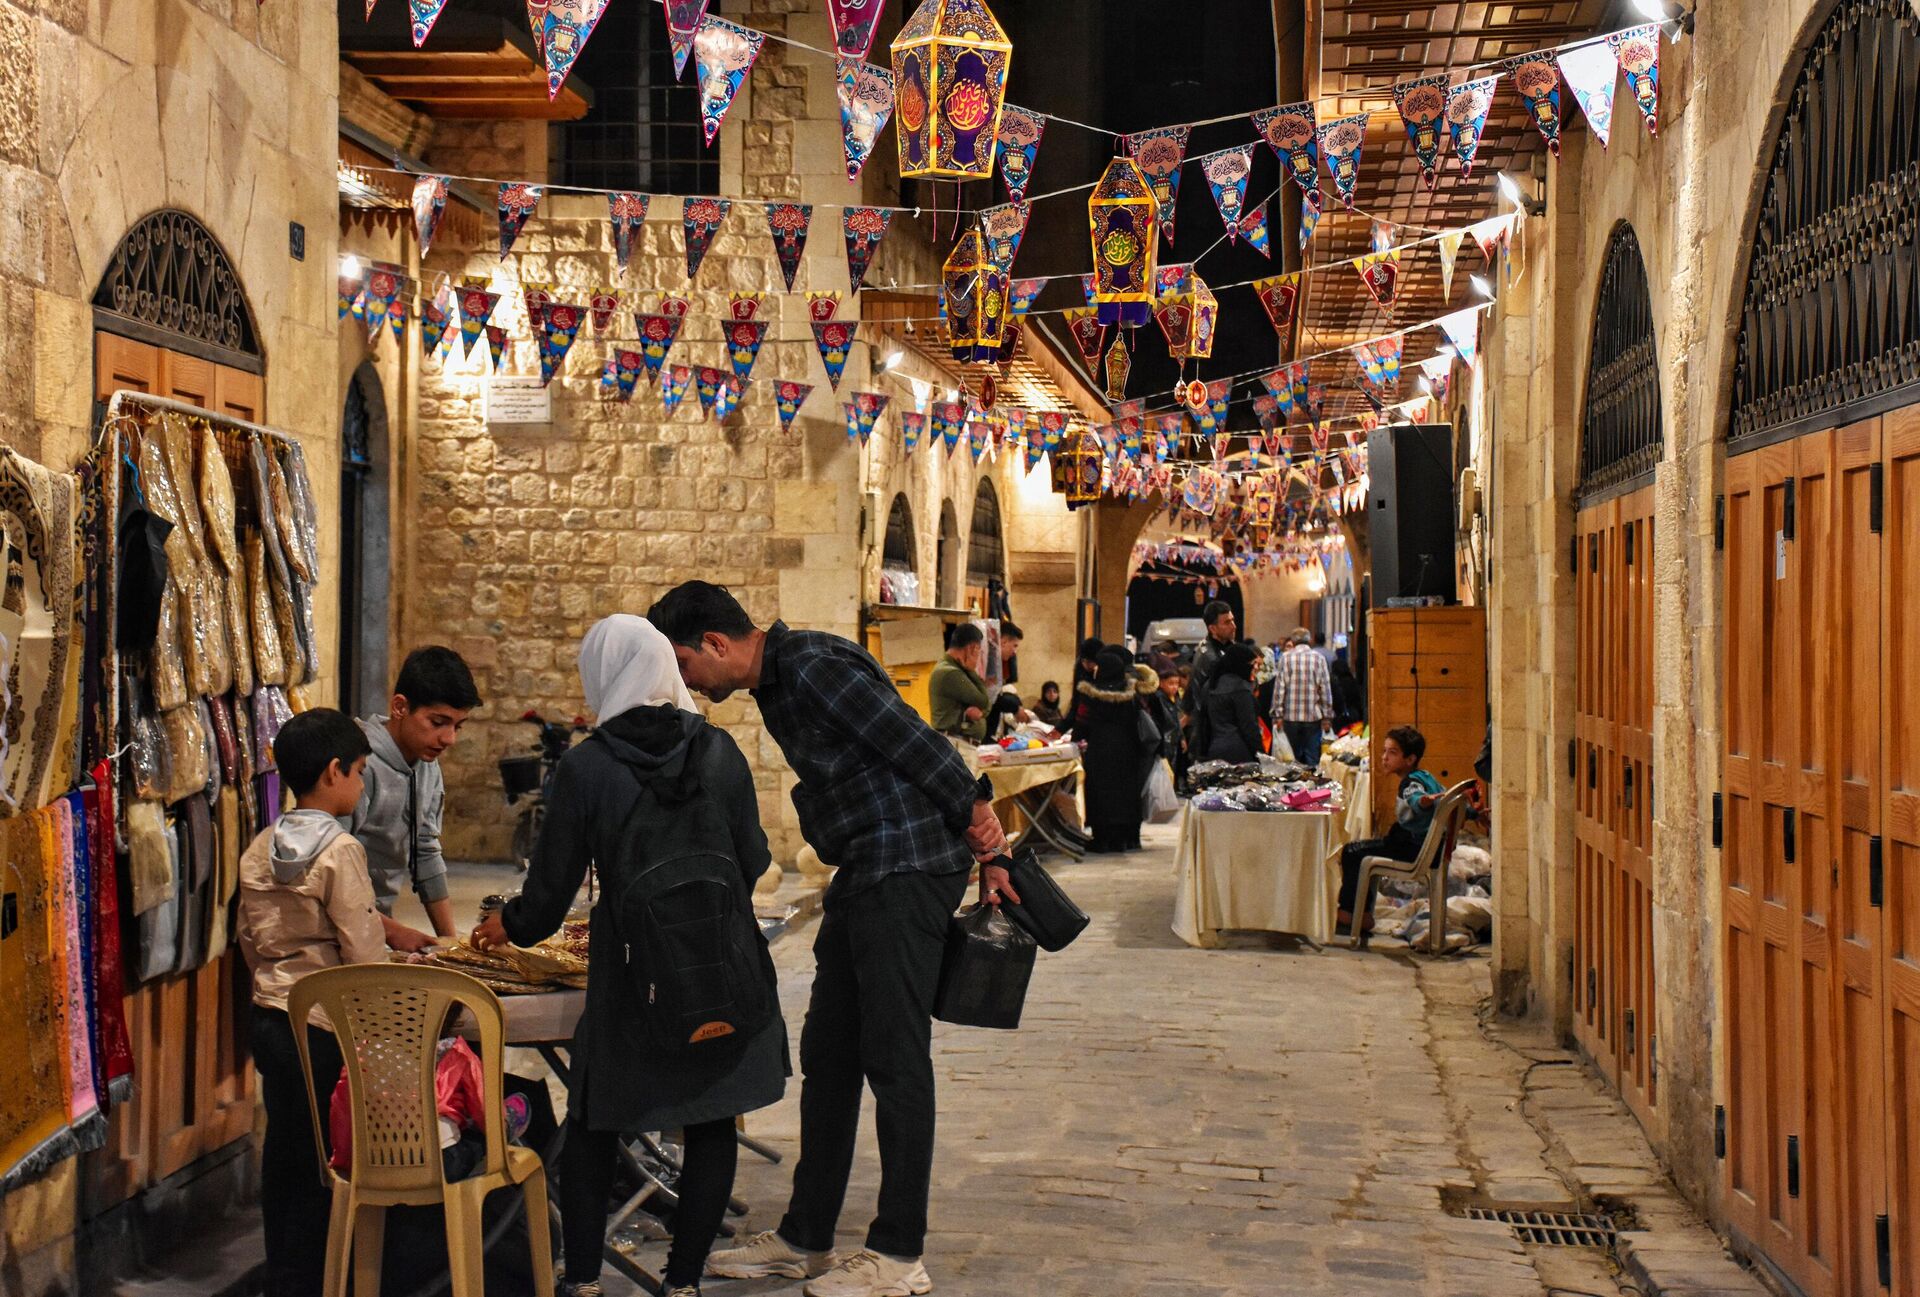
xmin=778 ymin=866 xmax=971 ymax=1260
xmin=1283 ymin=720 xmax=1323 ymax=768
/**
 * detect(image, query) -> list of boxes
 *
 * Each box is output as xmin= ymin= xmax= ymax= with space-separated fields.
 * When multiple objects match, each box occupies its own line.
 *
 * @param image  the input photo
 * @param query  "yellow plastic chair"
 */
xmin=288 ymin=963 xmax=555 ymax=1297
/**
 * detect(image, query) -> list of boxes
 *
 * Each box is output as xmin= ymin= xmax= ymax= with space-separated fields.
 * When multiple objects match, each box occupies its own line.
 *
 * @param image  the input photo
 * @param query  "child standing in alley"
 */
xmin=236 ymin=709 xmax=385 ymax=1297
xmin=1336 ymin=725 xmax=1445 ymax=934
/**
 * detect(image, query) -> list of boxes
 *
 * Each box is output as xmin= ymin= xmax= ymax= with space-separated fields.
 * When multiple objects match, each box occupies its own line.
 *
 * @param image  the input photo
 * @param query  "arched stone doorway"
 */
xmin=1718 ymin=3 xmax=1920 ymax=1290
xmin=881 ymin=492 xmax=919 ymax=604
xmin=935 ymin=500 xmax=961 ymax=607
xmin=1570 ymin=221 xmax=1662 ymax=1130
xmin=966 ymin=477 xmax=1006 ymax=614
xmin=339 ymin=360 xmax=391 ymax=716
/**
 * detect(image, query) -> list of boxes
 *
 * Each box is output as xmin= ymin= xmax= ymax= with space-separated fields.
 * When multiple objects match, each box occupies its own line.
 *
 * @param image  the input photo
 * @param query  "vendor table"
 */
xmin=982 ymin=755 xmax=1087 ymax=859
xmin=1171 ymin=804 xmax=1349 ymax=947
xmin=1319 ymin=759 xmax=1373 ymax=843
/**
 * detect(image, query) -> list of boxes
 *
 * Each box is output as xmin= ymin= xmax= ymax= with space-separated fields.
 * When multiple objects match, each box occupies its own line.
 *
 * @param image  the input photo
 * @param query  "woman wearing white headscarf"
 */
xmin=474 ymin=615 xmax=787 ymax=1297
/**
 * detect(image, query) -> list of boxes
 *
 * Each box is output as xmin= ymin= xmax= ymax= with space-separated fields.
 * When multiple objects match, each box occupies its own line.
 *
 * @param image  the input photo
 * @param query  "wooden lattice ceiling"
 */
xmin=1298 ymin=0 xmax=1611 ymax=413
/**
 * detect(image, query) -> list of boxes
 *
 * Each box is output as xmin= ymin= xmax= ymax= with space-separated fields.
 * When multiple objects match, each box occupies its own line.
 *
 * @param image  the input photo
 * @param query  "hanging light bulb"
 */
xmin=1471 ymin=274 xmax=1495 ymax=300
xmin=1498 ymin=172 xmax=1546 ymax=216
xmin=341 ymin=254 xmax=362 ymax=278
xmin=875 ymin=349 xmax=905 ymax=376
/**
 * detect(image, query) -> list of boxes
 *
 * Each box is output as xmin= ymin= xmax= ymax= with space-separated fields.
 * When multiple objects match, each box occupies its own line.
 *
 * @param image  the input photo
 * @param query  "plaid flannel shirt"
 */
xmin=1273 ymin=645 xmax=1333 ymax=724
xmin=752 ymin=621 xmax=980 ymax=897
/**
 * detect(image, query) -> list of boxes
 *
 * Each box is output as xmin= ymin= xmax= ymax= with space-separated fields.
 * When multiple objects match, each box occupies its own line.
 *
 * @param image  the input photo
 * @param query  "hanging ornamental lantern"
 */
xmin=1153 ymin=270 xmax=1219 ymax=361
xmin=942 ymin=226 xmax=1007 ymax=364
xmin=892 ymin=0 xmax=1012 ymax=181
xmin=1053 ymin=426 xmax=1105 ymax=507
xmin=1088 ymin=156 xmax=1159 ymax=326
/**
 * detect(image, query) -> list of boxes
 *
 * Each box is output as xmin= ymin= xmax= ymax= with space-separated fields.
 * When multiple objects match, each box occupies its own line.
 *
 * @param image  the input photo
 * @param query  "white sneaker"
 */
xmin=803 ymin=1250 xmax=933 ymax=1297
xmin=704 ymin=1229 xmax=835 ymax=1280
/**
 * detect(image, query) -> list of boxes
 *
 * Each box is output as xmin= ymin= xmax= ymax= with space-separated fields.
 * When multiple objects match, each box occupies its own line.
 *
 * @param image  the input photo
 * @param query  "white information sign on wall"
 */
xmin=486 ymin=376 xmax=552 ymax=426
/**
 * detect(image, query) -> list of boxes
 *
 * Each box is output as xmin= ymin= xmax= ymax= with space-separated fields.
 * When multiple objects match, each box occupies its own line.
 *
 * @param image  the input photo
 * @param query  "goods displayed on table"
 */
xmin=398 ymin=919 xmax=591 ymax=995
xmin=0 ymin=394 xmax=323 ymax=1193
xmin=1187 ymin=758 xmax=1342 ymax=813
xmin=1322 ymin=729 xmax=1369 ymax=768
xmin=976 ymin=720 xmax=1076 ymax=766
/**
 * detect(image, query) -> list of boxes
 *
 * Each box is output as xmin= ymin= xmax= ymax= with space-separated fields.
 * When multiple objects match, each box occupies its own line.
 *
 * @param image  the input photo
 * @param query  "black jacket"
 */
xmin=1144 ymin=689 xmax=1181 ymax=761
xmin=502 ymin=705 xmax=788 ymax=1133
xmin=1069 ymin=664 xmax=1160 ymax=830
xmin=1200 ymin=674 xmax=1262 ymax=763
xmin=1181 ymin=637 xmax=1229 ymax=719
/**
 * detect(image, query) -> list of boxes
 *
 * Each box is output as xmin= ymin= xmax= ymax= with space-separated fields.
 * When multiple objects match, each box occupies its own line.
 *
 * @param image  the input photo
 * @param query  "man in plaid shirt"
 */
xmin=1274 ymin=625 xmax=1333 ymax=767
xmin=648 ymin=581 xmax=1012 ymax=1297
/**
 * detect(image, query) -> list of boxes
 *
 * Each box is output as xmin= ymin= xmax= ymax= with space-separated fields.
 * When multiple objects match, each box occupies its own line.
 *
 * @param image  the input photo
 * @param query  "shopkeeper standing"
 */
xmin=343 ymin=646 xmax=483 ymax=951
xmin=928 ymin=622 xmax=991 ymax=742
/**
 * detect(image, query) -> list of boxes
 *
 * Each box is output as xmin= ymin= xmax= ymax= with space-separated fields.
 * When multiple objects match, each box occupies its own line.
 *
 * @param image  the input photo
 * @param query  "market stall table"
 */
xmin=1171 ymin=804 xmax=1351 ymax=947
xmin=980 ymin=752 xmax=1087 ymax=859
xmin=1319 ymin=759 xmax=1373 ymax=842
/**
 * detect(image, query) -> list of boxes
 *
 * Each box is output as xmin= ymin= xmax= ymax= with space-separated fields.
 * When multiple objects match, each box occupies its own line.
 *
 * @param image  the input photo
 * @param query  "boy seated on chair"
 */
xmin=1336 ymin=725 xmax=1444 ymax=935
xmin=236 ymin=708 xmax=385 ymax=1297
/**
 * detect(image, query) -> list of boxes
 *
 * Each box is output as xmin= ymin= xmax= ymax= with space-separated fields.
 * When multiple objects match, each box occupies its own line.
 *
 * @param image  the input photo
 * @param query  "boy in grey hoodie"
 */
xmin=236 ymin=709 xmax=384 ymax=1297
xmin=342 ymin=646 xmax=483 ymax=951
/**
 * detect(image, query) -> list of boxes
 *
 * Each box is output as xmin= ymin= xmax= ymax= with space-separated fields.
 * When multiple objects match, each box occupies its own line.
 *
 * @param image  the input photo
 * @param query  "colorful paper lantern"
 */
xmin=1088 ymin=156 xmax=1159 ymax=327
xmin=1053 ymin=427 xmax=1104 ymax=507
xmin=1153 ymin=270 xmax=1219 ymax=361
xmin=892 ymin=0 xmax=1012 ymax=181
xmin=942 ymin=226 xmax=1008 ymax=364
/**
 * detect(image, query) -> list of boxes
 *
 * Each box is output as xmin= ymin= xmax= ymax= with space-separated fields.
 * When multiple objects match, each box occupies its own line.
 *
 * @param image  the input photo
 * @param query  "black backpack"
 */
xmin=600 ymin=728 xmax=772 ymax=1057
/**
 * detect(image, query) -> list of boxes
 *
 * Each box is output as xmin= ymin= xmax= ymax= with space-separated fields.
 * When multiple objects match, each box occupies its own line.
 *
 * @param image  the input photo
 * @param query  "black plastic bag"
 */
xmin=933 ymin=903 xmax=1036 ymax=1030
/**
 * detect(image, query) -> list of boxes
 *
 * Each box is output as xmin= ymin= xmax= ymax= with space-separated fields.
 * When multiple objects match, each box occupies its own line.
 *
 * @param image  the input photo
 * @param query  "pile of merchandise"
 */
xmin=1371 ymin=837 xmax=1496 ymax=949
xmin=1322 ymin=729 xmax=1369 ymax=768
xmin=1187 ymin=758 xmax=1343 ymax=813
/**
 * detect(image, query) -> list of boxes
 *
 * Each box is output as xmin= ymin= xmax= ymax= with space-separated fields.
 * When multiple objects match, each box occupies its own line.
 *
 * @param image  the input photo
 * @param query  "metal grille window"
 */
xmin=883 ymin=494 xmax=916 ymax=570
xmin=1729 ymin=0 xmax=1920 ymax=450
xmin=1578 ymin=224 xmax=1662 ymax=500
xmin=92 ymin=209 xmax=261 ymax=370
xmin=966 ymin=479 xmax=1005 ymax=588
xmin=551 ymin=1 xmax=718 ymax=194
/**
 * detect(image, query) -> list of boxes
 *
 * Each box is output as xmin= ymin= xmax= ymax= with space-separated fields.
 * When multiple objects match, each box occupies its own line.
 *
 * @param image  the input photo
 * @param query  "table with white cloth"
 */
xmin=1171 ymin=804 xmax=1354 ymax=947
xmin=1318 ymin=759 xmax=1373 ymax=843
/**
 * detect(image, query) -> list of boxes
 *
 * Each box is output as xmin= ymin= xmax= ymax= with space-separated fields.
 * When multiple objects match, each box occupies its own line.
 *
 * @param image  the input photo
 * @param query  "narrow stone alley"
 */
xmin=546 ymin=827 xmax=1766 ymax=1297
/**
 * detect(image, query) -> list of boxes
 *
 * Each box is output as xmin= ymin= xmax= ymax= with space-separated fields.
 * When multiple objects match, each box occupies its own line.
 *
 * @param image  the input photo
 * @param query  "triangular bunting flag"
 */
xmin=409 ymin=0 xmax=451 ymax=44
xmin=1444 ymin=75 xmax=1501 ymax=177
xmin=995 ymin=105 xmax=1045 ymax=203
xmin=662 ymin=364 xmax=692 ymax=414
xmin=362 ymin=266 xmax=401 ymax=340
xmin=338 ymin=272 xmax=364 ymax=321
xmin=1507 ymin=52 xmax=1565 ymax=155
xmin=1023 ymin=420 xmax=1044 ymax=470
xmin=1122 ymin=125 xmax=1191 ymax=246
xmin=613 ymin=349 xmax=644 ymax=401
xmin=682 ymin=197 xmax=730 ymax=281
xmin=826 ymin=0 xmax=880 ymax=59
xmin=1438 ymin=231 xmax=1465 ymax=301
xmin=541 ymin=0 xmax=608 ymax=100
xmin=1607 ymin=24 xmax=1661 ymax=136
xmin=836 ymin=58 xmax=895 ymax=181
xmin=664 ymin=0 xmax=709 ymax=78
xmin=694 ymin=17 xmax=764 ymax=145
xmin=1392 ymin=75 xmax=1449 ymax=189
xmin=420 ymin=297 xmax=452 ymax=355
xmin=525 ymin=0 xmax=547 ymax=57
xmin=695 ymin=366 xmax=726 ymax=418
xmin=1469 ymin=213 xmax=1517 ymax=264
xmin=842 ymin=207 xmax=891 ymax=293
xmin=1039 ymin=411 xmax=1068 ymax=454
xmin=1356 ymin=249 xmax=1403 ymax=312
xmin=764 ymin=203 xmax=813 ymax=292
xmin=725 ymin=319 xmax=769 ymax=382
xmin=1009 ymin=277 xmax=1045 ymax=319
xmin=1372 ymin=220 xmax=1396 ymax=254
xmin=713 ymin=375 xmax=743 ymax=422
xmin=590 ymin=288 xmax=619 ymax=332
xmin=412 ymin=176 xmax=448 ymax=254
xmin=498 ymin=183 xmax=542 ymax=256
xmin=726 ymin=290 xmax=762 ymax=321
xmin=1316 ymin=112 xmax=1370 ymax=209
xmin=1065 ymin=309 xmax=1106 ymax=371
xmin=1298 ymin=197 xmax=1321 ymax=249
xmin=608 ymin=192 xmax=650 ymax=275
xmin=1080 ymin=273 xmax=1097 ymax=306
xmin=1253 ymin=274 xmax=1299 ymax=338
xmin=1353 ymin=334 xmax=1403 ymax=388
xmin=387 ymin=292 xmax=409 ymax=343
xmin=812 ymin=318 xmax=856 ymax=390
xmin=938 ymin=402 xmax=966 ymax=454
xmin=597 ymin=355 xmax=620 ymax=396
xmin=1557 ymin=38 xmax=1619 ymax=149
xmin=1238 ymin=200 xmax=1272 ymax=257
xmin=848 ymin=391 xmax=889 ymax=443
xmin=1198 ymin=145 xmax=1254 ymax=240
xmin=1251 ymin=101 xmax=1321 ymax=202
xmin=774 ymin=380 xmax=813 ymax=431
xmin=844 ymin=401 xmax=864 ymax=443
xmin=485 ymin=324 xmax=508 ymax=371
xmin=537 ymin=303 xmax=583 ymax=385
xmin=902 ymin=410 xmax=926 ymax=451
xmin=634 ymin=303 xmax=687 ymax=382
xmin=979 ymin=201 xmax=1028 ymax=274
xmin=1437 ymin=307 xmax=1482 ymax=366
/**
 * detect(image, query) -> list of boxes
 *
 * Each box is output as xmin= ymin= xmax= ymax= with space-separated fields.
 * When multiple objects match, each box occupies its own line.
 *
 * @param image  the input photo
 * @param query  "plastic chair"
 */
xmin=1350 ymin=779 xmax=1477 ymax=955
xmin=288 ymin=964 xmax=555 ymax=1297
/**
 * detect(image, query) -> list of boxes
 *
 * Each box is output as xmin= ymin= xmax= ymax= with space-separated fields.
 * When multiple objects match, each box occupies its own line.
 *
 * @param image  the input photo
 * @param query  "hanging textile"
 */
xmin=1356 ymin=250 xmax=1402 ymax=312
xmin=411 ymin=176 xmax=448 ymax=255
xmin=1557 ymin=38 xmax=1620 ymax=148
xmin=775 ymin=380 xmax=813 ymax=431
xmin=588 ymin=288 xmax=619 ymax=333
xmin=537 ymin=303 xmax=584 ymax=386
xmin=725 ymin=319 xmax=769 ymax=382
xmin=1121 ymin=125 xmax=1191 ymax=246
xmin=1437 ymin=306 xmax=1482 ymax=366
xmin=1198 ymin=145 xmax=1254 ymax=239
xmin=1607 ymin=24 xmax=1661 ymax=135
xmin=902 ymin=410 xmax=926 ymax=451
xmin=486 ymin=325 xmax=508 ymax=371
xmin=498 ymin=183 xmax=543 ymax=257
xmin=0 ymin=809 xmax=71 ymax=1190
xmin=662 ymin=365 xmax=693 ymax=415
xmin=1316 ymin=112 xmax=1370 ymax=209
xmin=1253 ymin=273 xmax=1299 ymax=338
xmin=1238 ymin=200 xmax=1271 ymax=257
xmin=1437 ymin=231 xmax=1465 ymax=301
xmin=663 ymin=0 xmax=709 ymax=78
xmin=812 ymin=318 xmax=856 ymax=390
xmin=540 ymin=0 xmax=607 ymax=98
xmin=1251 ymin=101 xmax=1320 ymax=203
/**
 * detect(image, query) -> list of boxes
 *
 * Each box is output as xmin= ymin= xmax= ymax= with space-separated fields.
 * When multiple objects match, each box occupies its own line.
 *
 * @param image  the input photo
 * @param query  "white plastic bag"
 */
xmin=1142 ymin=758 xmax=1181 ymax=824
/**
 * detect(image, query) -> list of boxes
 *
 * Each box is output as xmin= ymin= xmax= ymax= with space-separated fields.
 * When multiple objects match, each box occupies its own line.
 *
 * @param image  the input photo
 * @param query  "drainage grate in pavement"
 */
xmin=1466 ymin=1207 xmax=1619 ymax=1247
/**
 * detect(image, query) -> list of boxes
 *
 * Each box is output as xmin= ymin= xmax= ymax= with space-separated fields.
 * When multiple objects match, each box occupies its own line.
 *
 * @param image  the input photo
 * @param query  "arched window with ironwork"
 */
xmin=1728 ymin=0 xmax=1920 ymax=449
xmin=1578 ymin=223 xmax=1662 ymax=501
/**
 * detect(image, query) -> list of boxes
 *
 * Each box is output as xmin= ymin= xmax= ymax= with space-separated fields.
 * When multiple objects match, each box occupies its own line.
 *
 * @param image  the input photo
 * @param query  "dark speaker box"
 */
xmin=1368 ymin=423 xmax=1458 ymax=604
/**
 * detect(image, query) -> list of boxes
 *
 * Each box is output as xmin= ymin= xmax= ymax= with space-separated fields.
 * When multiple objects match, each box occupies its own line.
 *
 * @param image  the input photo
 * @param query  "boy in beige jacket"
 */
xmin=236 ymin=708 xmax=384 ymax=1297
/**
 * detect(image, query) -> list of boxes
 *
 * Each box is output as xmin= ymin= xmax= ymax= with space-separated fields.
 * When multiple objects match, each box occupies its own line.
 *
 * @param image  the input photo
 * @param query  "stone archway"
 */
xmin=935 ymin=500 xmax=961 ymax=607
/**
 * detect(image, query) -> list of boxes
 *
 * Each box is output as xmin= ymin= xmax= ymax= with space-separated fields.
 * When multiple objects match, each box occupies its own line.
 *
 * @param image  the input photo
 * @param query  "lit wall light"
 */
xmin=341 ymin=254 xmax=361 ymax=278
xmin=1634 ymin=0 xmax=1695 ymax=36
xmin=1470 ymin=274 xmax=1495 ymax=300
xmin=875 ymin=349 xmax=905 ymax=376
xmin=1498 ymin=172 xmax=1546 ymax=217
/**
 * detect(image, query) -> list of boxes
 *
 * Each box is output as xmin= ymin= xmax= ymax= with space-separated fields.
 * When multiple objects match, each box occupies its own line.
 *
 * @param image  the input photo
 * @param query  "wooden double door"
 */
xmin=1572 ymin=486 xmax=1657 ymax=1123
xmin=1722 ymin=412 xmax=1920 ymax=1297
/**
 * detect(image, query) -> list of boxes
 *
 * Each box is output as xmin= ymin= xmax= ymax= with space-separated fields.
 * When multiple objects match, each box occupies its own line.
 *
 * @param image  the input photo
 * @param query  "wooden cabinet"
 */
xmin=1366 ymin=606 xmax=1486 ymax=831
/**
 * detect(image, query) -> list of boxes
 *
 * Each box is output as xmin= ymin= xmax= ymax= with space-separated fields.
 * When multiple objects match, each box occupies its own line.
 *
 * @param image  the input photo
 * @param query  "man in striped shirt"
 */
xmin=1273 ymin=626 xmax=1333 ymax=767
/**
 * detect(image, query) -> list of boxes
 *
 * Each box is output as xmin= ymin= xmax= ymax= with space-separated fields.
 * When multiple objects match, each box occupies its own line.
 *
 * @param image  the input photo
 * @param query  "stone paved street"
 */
xmin=500 ymin=823 xmax=1764 ymax=1297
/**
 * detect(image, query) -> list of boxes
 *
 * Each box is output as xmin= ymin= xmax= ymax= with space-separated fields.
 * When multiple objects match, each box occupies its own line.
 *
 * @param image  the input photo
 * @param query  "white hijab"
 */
xmin=578 ymin=614 xmax=700 ymax=720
